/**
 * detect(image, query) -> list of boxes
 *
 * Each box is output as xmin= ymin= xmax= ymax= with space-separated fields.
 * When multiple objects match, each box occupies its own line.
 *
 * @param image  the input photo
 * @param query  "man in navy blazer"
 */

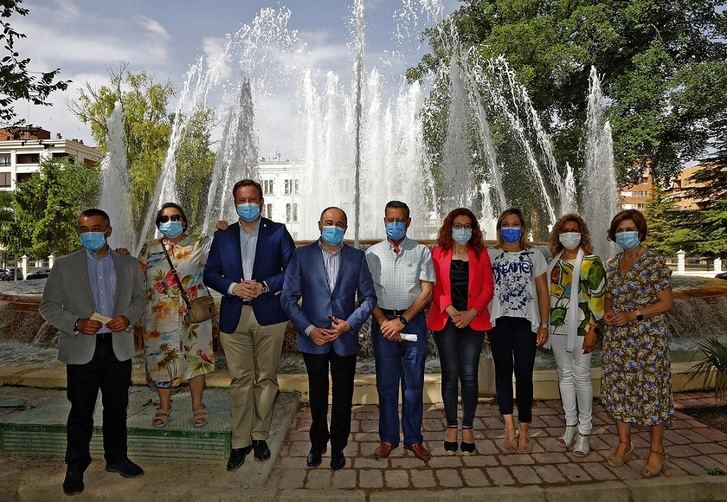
xmin=204 ymin=179 xmax=295 ymax=471
xmin=282 ymin=206 xmax=376 ymax=471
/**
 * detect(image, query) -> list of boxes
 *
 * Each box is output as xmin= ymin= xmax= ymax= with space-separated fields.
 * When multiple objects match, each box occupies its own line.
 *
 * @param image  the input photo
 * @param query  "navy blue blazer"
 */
xmin=281 ymin=242 xmax=376 ymax=356
xmin=203 ymin=218 xmax=295 ymax=332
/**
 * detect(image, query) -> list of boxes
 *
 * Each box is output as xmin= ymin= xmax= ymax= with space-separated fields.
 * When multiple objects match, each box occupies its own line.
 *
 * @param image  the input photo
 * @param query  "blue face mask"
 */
xmin=236 ymin=203 xmax=261 ymax=222
xmin=159 ymin=221 xmax=184 ymax=238
xmin=385 ymin=221 xmax=407 ymax=242
xmin=79 ymin=231 xmax=107 ymax=252
xmin=501 ymin=227 xmax=522 ymax=244
xmin=615 ymin=231 xmax=640 ymax=250
xmin=321 ymin=225 xmax=345 ymax=246
xmin=452 ymin=228 xmax=472 ymax=245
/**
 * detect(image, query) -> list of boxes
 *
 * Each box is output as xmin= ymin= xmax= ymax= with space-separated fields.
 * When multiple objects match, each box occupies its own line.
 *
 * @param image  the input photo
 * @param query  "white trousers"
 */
xmin=550 ymin=334 xmax=593 ymax=435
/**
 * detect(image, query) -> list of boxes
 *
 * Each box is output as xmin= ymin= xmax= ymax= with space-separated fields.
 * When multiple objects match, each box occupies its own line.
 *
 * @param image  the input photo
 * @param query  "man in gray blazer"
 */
xmin=40 ymin=208 xmax=147 ymax=497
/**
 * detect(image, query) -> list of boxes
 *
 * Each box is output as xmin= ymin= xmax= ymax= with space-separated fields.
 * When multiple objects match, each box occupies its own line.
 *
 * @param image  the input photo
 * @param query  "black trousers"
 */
xmin=303 ymin=350 xmax=357 ymax=454
xmin=488 ymin=316 xmax=536 ymax=423
xmin=66 ymin=336 xmax=132 ymax=471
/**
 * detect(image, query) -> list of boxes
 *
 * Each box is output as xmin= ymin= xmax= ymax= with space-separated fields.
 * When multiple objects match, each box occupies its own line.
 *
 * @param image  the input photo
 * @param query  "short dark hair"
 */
xmin=232 ymin=179 xmax=263 ymax=200
xmin=320 ymin=206 xmax=347 ymax=223
xmin=385 ymin=200 xmax=410 ymax=219
xmin=80 ymin=208 xmax=110 ymax=227
xmin=607 ymin=209 xmax=648 ymax=242
xmin=156 ymin=202 xmax=189 ymax=231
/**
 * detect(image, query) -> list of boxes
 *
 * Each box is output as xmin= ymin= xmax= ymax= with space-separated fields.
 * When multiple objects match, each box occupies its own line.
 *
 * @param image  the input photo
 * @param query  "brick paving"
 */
xmin=268 ymin=393 xmax=727 ymax=491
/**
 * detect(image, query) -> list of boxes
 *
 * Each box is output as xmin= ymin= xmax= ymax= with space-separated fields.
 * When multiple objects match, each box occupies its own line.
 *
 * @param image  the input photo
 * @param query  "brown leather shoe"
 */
xmin=405 ymin=442 xmax=432 ymax=462
xmin=373 ymin=442 xmax=398 ymax=459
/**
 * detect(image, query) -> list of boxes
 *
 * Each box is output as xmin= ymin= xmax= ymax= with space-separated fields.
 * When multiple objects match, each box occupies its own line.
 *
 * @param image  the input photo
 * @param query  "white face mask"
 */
xmin=559 ymin=232 xmax=581 ymax=251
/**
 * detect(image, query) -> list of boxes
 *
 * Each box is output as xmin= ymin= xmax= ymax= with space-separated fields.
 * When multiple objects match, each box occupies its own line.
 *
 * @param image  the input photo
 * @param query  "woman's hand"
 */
xmin=608 ymin=311 xmax=630 ymax=327
xmin=454 ymin=308 xmax=477 ymax=328
xmin=216 ymin=220 xmax=229 ymax=231
xmin=536 ymin=327 xmax=549 ymax=347
xmin=582 ymin=328 xmax=597 ymax=354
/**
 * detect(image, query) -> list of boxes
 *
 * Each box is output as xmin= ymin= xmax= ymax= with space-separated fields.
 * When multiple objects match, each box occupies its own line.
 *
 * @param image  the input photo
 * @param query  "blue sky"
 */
xmin=16 ymin=0 xmax=459 ymax=149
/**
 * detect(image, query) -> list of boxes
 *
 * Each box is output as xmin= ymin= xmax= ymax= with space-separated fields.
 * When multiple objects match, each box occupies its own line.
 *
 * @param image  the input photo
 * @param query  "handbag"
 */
xmin=478 ymin=337 xmax=497 ymax=397
xmin=160 ymin=239 xmax=216 ymax=324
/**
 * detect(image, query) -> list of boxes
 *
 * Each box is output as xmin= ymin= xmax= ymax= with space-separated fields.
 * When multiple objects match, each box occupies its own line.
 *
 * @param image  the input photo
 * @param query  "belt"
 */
xmin=381 ymin=308 xmax=407 ymax=316
xmin=96 ymin=332 xmax=113 ymax=342
xmin=241 ymin=301 xmax=252 ymax=306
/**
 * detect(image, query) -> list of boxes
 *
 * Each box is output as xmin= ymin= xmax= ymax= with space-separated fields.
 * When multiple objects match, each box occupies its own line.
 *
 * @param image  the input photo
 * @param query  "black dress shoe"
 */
xmin=252 ymin=440 xmax=271 ymax=462
xmin=105 ymin=459 xmax=144 ymax=478
xmin=330 ymin=451 xmax=346 ymax=471
xmin=227 ymin=445 xmax=253 ymax=471
xmin=306 ymin=447 xmax=326 ymax=468
xmin=63 ymin=470 xmax=84 ymax=496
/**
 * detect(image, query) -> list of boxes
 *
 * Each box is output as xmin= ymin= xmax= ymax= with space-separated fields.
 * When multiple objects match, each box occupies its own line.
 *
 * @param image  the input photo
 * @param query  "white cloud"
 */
xmin=137 ymin=15 xmax=171 ymax=40
xmin=52 ymin=0 xmax=81 ymax=22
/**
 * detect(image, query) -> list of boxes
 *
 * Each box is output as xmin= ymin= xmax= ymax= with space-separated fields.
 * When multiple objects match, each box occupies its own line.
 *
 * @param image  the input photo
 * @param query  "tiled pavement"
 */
xmin=267 ymin=393 xmax=727 ymax=492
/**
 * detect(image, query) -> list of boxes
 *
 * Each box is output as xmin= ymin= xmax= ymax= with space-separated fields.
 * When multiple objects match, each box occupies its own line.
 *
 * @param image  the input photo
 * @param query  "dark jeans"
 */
xmin=488 ymin=316 xmax=536 ymax=423
xmin=372 ymin=311 xmax=427 ymax=445
xmin=303 ymin=350 xmax=357 ymax=454
xmin=434 ymin=322 xmax=485 ymax=428
xmin=66 ymin=336 xmax=132 ymax=471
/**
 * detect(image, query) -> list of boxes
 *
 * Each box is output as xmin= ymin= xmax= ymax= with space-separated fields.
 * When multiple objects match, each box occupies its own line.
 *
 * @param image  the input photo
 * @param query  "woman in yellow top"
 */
xmin=547 ymin=214 xmax=606 ymax=457
xmin=139 ymin=203 xmax=215 ymax=428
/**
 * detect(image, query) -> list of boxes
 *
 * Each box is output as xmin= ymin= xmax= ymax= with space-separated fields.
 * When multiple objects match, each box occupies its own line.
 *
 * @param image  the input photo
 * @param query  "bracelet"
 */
xmin=539 ymin=323 xmax=549 ymax=330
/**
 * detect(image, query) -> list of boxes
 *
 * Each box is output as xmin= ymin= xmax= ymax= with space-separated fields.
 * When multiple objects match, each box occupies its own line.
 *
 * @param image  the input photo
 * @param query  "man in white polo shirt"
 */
xmin=365 ymin=200 xmax=435 ymax=462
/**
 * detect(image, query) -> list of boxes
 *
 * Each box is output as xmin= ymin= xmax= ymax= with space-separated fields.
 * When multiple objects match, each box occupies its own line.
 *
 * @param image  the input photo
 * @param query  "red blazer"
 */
xmin=426 ymin=246 xmax=495 ymax=332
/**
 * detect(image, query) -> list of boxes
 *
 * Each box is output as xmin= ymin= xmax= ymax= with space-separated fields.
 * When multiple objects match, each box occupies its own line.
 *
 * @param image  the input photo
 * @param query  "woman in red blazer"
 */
xmin=427 ymin=207 xmax=494 ymax=454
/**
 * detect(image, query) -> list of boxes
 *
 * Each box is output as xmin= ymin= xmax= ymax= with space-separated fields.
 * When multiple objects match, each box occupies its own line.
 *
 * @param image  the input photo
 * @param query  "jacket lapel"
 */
xmin=251 ymin=217 xmax=270 ymax=278
xmin=77 ymin=249 xmax=94 ymax=308
xmin=230 ymin=223 xmax=243 ymax=280
xmin=330 ymin=244 xmax=349 ymax=296
xmin=110 ymin=251 xmax=127 ymax=315
xmin=313 ymin=241 xmax=333 ymax=292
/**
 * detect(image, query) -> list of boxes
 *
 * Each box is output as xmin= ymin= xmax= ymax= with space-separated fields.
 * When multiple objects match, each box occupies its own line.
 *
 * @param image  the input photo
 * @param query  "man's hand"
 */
xmin=309 ymin=327 xmax=335 ymax=346
xmin=114 ymin=248 xmax=130 ymax=256
xmin=216 ymin=220 xmax=229 ymax=231
xmin=76 ymin=319 xmax=102 ymax=335
xmin=106 ymin=316 xmax=130 ymax=332
xmin=380 ymin=318 xmax=403 ymax=341
xmin=582 ymin=328 xmax=597 ymax=354
xmin=233 ymin=282 xmax=257 ymax=300
xmin=330 ymin=316 xmax=351 ymax=336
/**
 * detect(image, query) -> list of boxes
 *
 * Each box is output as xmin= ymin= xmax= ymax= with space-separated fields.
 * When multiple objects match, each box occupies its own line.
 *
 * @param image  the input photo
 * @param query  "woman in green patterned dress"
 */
xmin=139 ymin=203 xmax=216 ymax=428
xmin=601 ymin=209 xmax=674 ymax=478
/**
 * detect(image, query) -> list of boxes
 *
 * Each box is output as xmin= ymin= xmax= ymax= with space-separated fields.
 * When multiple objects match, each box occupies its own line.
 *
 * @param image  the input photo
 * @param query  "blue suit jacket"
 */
xmin=203 ymin=218 xmax=295 ymax=332
xmin=281 ymin=242 xmax=376 ymax=356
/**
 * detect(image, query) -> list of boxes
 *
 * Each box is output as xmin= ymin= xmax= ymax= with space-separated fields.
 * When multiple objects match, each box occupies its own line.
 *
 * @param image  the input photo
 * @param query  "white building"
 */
xmin=0 ymin=127 xmax=102 ymax=191
xmin=257 ymin=159 xmax=305 ymax=240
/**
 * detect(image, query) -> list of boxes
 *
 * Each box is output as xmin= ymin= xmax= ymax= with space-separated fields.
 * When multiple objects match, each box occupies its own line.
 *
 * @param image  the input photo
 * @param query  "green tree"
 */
xmin=0 ymin=157 xmax=101 ymax=257
xmin=409 ymin=1 xmax=727 ymax=184
xmin=643 ymin=187 xmax=681 ymax=256
xmin=71 ymin=68 xmax=173 ymax=222
xmin=1 ymin=0 xmax=69 ymax=125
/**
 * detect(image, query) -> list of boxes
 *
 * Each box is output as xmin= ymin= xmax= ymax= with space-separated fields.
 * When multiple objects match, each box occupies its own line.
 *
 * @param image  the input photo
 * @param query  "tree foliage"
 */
xmin=0 ymin=157 xmax=101 ymax=257
xmin=409 ymin=0 xmax=727 ymax=184
xmin=0 ymin=0 xmax=69 ymax=125
xmin=643 ymin=186 xmax=681 ymax=256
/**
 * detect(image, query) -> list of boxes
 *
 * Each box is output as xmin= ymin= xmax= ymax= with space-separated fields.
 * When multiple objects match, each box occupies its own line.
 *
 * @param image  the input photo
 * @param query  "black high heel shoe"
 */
xmin=444 ymin=426 xmax=458 ymax=454
xmin=461 ymin=426 xmax=476 ymax=455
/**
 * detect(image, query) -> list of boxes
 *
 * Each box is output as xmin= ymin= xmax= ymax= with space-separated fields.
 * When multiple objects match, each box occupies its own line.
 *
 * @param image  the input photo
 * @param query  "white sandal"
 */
xmin=557 ymin=425 xmax=578 ymax=448
xmin=573 ymin=433 xmax=590 ymax=457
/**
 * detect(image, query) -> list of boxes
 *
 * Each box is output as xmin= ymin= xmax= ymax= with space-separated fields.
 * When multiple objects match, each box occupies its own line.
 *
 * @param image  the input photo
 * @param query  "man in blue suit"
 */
xmin=282 ymin=206 xmax=376 ymax=471
xmin=204 ymin=179 xmax=295 ymax=471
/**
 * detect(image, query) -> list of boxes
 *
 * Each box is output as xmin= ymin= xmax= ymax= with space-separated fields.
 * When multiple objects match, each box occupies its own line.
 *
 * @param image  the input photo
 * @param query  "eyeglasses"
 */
xmin=453 ymin=223 xmax=473 ymax=230
xmin=159 ymin=215 xmax=182 ymax=223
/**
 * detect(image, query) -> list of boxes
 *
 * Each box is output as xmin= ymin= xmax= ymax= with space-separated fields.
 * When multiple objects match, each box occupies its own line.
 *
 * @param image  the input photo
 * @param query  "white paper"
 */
xmin=90 ymin=312 xmax=113 ymax=324
xmin=400 ymin=333 xmax=417 ymax=342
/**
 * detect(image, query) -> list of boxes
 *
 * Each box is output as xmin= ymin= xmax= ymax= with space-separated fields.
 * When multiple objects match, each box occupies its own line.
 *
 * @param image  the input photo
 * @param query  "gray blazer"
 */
xmin=39 ymin=248 xmax=147 ymax=365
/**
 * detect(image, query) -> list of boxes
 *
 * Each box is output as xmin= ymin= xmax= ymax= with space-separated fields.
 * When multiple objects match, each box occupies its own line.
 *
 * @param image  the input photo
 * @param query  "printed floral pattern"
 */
xmin=549 ymin=255 xmax=606 ymax=336
xmin=601 ymin=249 xmax=674 ymax=426
xmin=139 ymin=234 xmax=214 ymax=388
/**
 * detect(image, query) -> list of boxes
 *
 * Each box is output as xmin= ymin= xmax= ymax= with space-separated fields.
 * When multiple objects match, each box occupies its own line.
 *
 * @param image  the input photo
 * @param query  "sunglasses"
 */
xmin=158 ymin=214 xmax=182 ymax=223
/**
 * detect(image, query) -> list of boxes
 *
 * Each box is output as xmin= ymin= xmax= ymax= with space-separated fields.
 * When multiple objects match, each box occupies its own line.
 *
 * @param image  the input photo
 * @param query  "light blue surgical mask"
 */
xmin=385 ymin=221 xmax=407 ymax=242
xmin=615 ymin=231 xmax=640 ymax=250
xmin=79 ymin=231 xmax=107 ymax=252
xmin=452 ymin=228 xmax=472 ymax=245
xmin=321 ymin=225 xmax=345 ymax=246
xmin=159 ymin=221 xmax=184 ymax=238
xmin=236 ymin=203 xmax=261 ymax=222
xmin=501 ymin=227 xmax=522 ymax=244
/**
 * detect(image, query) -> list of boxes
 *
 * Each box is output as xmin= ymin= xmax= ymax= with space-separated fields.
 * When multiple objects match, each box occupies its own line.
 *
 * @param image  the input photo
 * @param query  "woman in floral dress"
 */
xmin=139 ymin=202 xmax=215 ymax=428
xmin=601 ymin=209 xmax=674 ymax=478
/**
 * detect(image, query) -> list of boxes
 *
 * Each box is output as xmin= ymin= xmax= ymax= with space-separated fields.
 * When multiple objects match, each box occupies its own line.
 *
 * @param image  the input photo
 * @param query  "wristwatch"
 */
xmin=261 ymin=282 xmax=270 ymax=294
xmin=539 ymin=322 xmax=549 ymax=330
xmin=635 ymin=310 xmax=644 ymax=321
xmin=398 ymin=314 xmax=408 ymax=326
xmin=73 ymin=319 xmax=80 ymax=333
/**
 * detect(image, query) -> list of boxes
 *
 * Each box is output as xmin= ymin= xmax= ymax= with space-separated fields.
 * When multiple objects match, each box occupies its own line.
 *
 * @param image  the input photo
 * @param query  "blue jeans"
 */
xmin=434 ymin=322 xmax=485 ymax=428
xmin=372 ymin=311 xmax=428 ymax=445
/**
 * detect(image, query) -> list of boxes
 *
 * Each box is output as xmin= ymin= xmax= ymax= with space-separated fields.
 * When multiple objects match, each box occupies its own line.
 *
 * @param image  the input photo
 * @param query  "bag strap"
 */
xmin=160 ymin=239 xmax=192 ymax=309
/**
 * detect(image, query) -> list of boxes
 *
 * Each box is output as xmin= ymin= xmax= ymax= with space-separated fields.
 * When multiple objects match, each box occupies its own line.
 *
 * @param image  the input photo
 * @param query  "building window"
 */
xmin=16 ymin=173 xmax=32 ymax=183
xmin=285 ymin=179 xmax=300 ymax=195
xmin=263 ymin=203 xmax=272 ymax=218
xmin=16 ymin=153 xmax=39 ymax=164
xmin=0 ymin=154 xmax=10 ymax=167
xmin=286 ymin=203 xmax=298 ymax=223
xmin=263 ymin=179 xmax=274 ymax=195
xmin=0 ymin=172 xmax=11 ymax=187
xmin=284 ymin=179 xmax=291 ymax=194
xmin=294 ymin=179 xmax=300 ymax=194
